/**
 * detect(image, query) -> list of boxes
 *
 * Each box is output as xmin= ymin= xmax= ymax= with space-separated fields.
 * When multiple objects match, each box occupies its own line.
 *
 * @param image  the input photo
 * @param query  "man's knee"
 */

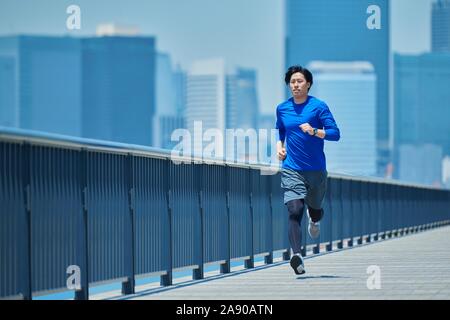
xmin=287 ymin=199 xmax=304 ymax=220
xmin=307 ymin=206 xmax=324 ymax=223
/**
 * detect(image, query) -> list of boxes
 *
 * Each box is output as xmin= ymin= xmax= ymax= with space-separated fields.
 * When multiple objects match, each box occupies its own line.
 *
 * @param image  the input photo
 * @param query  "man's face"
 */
xmin=289 ymin=72 xmax=310 ymax=98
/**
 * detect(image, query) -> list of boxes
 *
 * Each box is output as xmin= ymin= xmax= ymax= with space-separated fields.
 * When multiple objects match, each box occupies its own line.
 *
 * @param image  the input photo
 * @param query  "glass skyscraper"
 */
xmin=226 ymin=68 xmax=259 ymax=131
xmin=0 ymin=36 xmax=82 ymax=136
xmin=226 ymin=68 xmax=260 ymax=163
xmin=153 ymin=52 xmax=185 ymax=150
xmin=0 ymin=55 xmax=15 ymax=128
xmin=185 ymin=58 xmax=226 ymax=157
xmin=285 ymin=0 xmax=389 ymax=175
xmin=308 ymin=61 xmax=377 ymax=177
xmin=432 ymin=0 xmax=450 ymax=52
xmin=82 ymin=36 xmax=155 ymax=146
xmin=394 ymin=53 xmax=450 ymax=155
xmin=394 ymin=53 xmax=450 ymax=185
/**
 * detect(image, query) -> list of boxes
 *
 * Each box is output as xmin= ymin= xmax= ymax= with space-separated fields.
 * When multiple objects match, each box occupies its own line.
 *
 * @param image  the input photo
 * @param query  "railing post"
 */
xmin=392 ymin=186 xmax=398 ymax=238
xmin=245 ymin=182 xmax=255 ymax=269
xmin=220 ymin=185 xmax=231 ymax=274
xmin=412 ymin=188 xmax=418 ymax=233
xmin=385 ymin=184 xmax=390 ymax=239
xmin=389 ymin=184 xmax=394 ymax=238
xmin=366 ymin=182 xmax=372 ymax=243
xmin=312 ymin=243 xmax=320 ymax=254
xmin=75 ymin=149 xmax=89 ymax=300
xmin=380 ymin=184 xmax=386 ymax=240
xmin=337 ymin=179 xmax=344 ymax=249
xmin=324 ymin=176 xmax=333 ymax=252
xmin=420 ymin=188 xmax=424 ymax=231
xmin=383 ymin=184 xmax=389 ymax=238
xmin=404 ymin=187 xmax=410 ymax=235
xmin=416 ymin=187 xmax=425 ymax=232
xmin=160 ymin=184 xmax=173 ymax=286
xmin=193 ymin=187 xmax=204 ymax=280
xmin=265 ymin=191 xmax=274 ymax=264
xmin=373 ymin=183 xmax=380 ymax=241
xmin=21 ymin=142 xmax=32 ymax=300
xmin=393 ymin=185 xmax=400 ymax=237
xmin=371 ymin=182 xmax=376 ymax=241
xmin=400 ymin=187 xmax=405 ymax=237
xmin=400 ymin=186 xmax=405 ymax=235
xmin=284 ymin=174 xmax=291 ymax=259
xmin=122 ymin=154 xmax=135 ymax=295
xmin=416 ymin=190 xmax=420 ymax=232
xmin=347 ymin=179 xmax=354 ymax=248
xmin=357 ymin=181 xmax=363 ymax=245
xmin=325 ymin=178 xmax=333 ymax=252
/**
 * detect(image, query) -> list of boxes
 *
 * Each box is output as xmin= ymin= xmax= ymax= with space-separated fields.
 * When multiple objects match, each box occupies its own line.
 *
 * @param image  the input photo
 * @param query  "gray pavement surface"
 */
xmin=94 ymin=225 xmax=450 ymax=300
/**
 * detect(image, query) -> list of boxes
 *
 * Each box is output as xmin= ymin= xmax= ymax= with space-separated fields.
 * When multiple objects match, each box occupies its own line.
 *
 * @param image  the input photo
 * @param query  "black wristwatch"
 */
xmin=313 ymin=128 xmax=318 ymax=136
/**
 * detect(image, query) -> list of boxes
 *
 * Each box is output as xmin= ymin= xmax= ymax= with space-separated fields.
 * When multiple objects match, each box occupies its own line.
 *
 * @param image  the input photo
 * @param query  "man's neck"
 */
xmin=293 ymin=95 xmax=308 ymax=105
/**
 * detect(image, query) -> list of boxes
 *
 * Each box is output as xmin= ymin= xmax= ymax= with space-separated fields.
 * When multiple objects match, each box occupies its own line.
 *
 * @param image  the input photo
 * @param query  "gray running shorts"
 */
xmin=281 ymin=168 xmax=328 ymax=209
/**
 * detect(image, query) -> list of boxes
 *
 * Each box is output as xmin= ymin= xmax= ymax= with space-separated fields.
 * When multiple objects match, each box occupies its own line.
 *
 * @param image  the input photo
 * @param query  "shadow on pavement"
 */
xmin=296 ymin=275 xmax=348 ymax=280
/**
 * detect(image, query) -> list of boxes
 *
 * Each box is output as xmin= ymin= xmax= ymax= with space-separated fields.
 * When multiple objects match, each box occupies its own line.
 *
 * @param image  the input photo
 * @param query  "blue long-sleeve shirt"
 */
xmin=276 ymin=96 xmax=340 ymax=171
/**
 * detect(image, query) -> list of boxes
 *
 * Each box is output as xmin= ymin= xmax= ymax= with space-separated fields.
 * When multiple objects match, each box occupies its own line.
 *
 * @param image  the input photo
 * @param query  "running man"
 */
xmin=276 ymin=65 xmax=340 ymax=275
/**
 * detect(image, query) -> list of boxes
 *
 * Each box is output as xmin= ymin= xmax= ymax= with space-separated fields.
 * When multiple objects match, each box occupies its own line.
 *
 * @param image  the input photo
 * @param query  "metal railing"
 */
xmin=1 ymin=127 xmax=449 ymax=300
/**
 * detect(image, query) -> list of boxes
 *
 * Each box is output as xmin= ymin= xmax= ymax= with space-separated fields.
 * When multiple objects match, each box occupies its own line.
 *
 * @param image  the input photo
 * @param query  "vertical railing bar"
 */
xmin=245 ymin=169 xmax=255 ymax=269
xmin=160 ymin=160 xmax=173 ymax=286
xmin=221 ymin=165 xmax=231 ymax=274
xmin=121 ymin=153 xmax=136 ymax=295
xmin=193 ymin=164 xmax=205 ymax=280
xmin=22 ymin=142 xmax=32 ymax=300
xmin=75 ymin=149 xmax=89 ymax=300
xmin=265 ymin=177 xmax=274 ymax=265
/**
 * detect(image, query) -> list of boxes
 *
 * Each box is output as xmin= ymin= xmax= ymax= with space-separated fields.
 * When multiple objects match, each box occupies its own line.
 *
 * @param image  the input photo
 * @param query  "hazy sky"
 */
xmin=0 ymin=0 xmax=434 ymax=114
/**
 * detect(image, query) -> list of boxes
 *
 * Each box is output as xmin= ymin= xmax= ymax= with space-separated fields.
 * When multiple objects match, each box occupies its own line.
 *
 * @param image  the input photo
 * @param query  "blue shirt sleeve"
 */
xmin=276 ymin=107 xmax=286 ymax=142
xmin=319 ymin=103 xmax=340 ymax=141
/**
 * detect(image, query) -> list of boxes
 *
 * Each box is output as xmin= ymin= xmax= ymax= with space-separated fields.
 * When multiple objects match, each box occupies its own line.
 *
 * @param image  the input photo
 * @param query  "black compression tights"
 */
xmin=286 ymin=199 xmax=324 ymax=254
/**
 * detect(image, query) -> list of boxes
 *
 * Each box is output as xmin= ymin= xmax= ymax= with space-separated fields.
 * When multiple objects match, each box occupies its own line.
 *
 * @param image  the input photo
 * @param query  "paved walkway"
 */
xmin=96 ymin=225 xmax=450 ymax=300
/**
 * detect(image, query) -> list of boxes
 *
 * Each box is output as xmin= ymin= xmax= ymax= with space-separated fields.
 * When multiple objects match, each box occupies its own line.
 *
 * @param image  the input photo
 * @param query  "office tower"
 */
xmin=394 ymin=53 xmax=450 ymax=177
xmin=82 ymin=36 xmax=156 ymax=146
xmin=186 ymin=58 xmax=226 ymax=132
xmin=308 ymin=61 xmax=377 ymax=176
xmin=0 ymin=36 xmax=82 ymax=136
xmin=185 ymin=58 xmax=226 ymax=157
xmin=153 ymin=53 xmax=185 ymax=150
xmin=173 ymin=65 xmax=187 ymax=117
xmin=226 ymin=67 xmax=260 ymax=163
xmin=226 ymin=68 xmax=259 ymax=130
xmin=285 ymin=0 xmax=389 ymax=175
xmin=0 ymin=56 xmax=15 ymax=127
xmin=432 ymin=0 xmax=450 ymax=52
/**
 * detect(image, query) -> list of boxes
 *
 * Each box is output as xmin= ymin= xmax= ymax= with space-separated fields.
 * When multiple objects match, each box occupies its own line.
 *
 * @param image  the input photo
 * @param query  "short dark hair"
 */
xmin=284 ymin=65 xmax=313 ymax=91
